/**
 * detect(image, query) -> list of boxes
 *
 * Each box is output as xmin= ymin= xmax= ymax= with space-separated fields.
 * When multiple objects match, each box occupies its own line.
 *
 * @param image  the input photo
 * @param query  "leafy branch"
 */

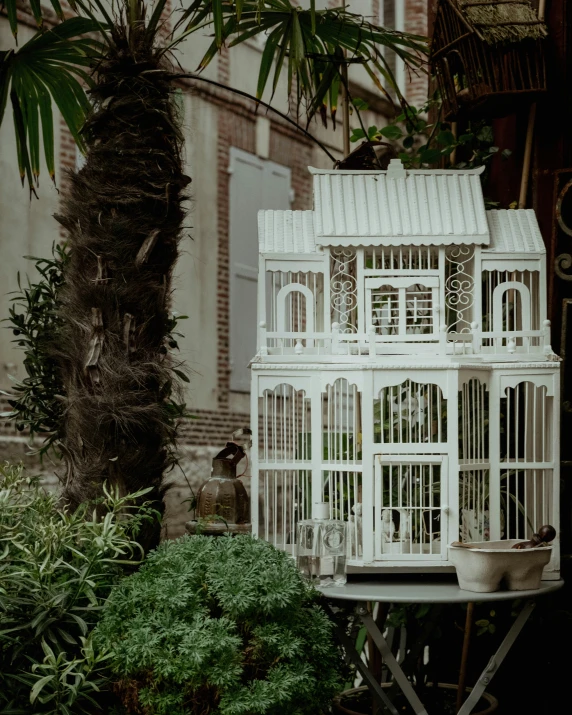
xmin=350 ymin=96 xmax=512 ymax=174
xmin=2 ymin=243 xmax=68 ymax=459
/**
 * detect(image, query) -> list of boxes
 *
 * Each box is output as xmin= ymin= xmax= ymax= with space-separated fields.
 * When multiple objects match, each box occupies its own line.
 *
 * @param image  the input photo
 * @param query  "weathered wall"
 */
xmin=173 ymin=93 xmax=220 ymax=410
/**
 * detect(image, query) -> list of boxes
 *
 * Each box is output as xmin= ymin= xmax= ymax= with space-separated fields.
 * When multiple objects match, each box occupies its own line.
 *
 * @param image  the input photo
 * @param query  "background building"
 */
xmin=0 ymin=1 xmax=429 ymax=535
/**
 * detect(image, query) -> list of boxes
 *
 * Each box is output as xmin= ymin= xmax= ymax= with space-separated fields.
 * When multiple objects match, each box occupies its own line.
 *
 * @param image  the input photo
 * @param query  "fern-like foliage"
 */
xmin=94 ymin=534 xmax=343 ymax=714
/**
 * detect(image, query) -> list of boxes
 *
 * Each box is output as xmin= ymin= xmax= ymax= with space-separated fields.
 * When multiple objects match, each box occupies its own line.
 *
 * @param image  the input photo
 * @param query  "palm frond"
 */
xmin=0 ymin=18 xmax=104 ymax=191
xmin=176 ymin=0 xmax=428 ymax=119
xmin=3 ymin=0 xmax=65 ymax=40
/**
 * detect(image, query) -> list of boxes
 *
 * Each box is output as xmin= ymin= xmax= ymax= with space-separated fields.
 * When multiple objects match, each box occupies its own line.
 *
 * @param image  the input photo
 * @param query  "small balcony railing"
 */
xmin=257 ymin=320 xmax=555 ymax=359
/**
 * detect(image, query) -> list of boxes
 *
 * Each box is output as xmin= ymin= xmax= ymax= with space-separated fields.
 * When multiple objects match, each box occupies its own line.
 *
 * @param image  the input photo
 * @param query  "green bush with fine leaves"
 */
xmin=94 ymin=534 xmax=343 ymax=715
xmin=0 ymin=463 xmax=156 ymax=714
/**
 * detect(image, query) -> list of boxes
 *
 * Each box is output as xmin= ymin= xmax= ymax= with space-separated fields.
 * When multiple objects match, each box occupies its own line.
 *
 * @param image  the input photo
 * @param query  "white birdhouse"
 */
xmin=250 ymin=160 xmax=560 ymax=579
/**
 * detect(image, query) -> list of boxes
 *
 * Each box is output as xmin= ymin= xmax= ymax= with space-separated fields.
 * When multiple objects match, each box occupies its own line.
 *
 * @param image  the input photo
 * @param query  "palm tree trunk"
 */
xmin=55 ymin=14 xmax=190 ymax=547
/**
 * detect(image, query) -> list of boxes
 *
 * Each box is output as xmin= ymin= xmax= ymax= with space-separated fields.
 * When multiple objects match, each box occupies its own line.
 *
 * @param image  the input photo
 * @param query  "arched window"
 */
xmin=374 ymin=379 xmax=447 ymax=444
xmin=492 ymin=281 xmax=531 ymax=333
xmin=276 ymin=283 xmax=315 ymax=334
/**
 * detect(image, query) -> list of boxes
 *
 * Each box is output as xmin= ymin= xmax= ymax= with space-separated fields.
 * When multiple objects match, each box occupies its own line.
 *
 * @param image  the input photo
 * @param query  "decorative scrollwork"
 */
xmin=331 ymin=249 xmax=358 ymax=333
xmin=555 ymin=253 xmax=572 ymax=281
xmin=445 ymin=245 xmax=475 ymax=334
xmin=556 ymin=180 xmax=572 ymax=238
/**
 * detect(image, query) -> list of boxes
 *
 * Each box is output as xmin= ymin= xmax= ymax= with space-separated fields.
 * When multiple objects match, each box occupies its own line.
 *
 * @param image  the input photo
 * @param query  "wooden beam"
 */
xmin=431 ymin=31 xmax=474 ymax=61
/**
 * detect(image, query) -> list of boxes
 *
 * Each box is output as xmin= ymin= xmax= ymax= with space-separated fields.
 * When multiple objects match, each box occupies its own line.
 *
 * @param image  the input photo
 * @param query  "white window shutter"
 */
xmin=228 ymin=148 xmax=291 ymax=392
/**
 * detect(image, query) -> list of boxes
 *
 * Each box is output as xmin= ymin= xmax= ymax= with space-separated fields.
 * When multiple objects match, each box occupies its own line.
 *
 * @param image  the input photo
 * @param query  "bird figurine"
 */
xmin=511 ymin=524 xmax=556 ymax=549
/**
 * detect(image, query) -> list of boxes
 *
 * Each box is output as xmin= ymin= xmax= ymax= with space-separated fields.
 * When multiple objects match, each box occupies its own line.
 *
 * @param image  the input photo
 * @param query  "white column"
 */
xmin=488 ymin=373 xmax=501 ymax=540
xmin=550 ymin=368 xmax=561 ymax=576
xmin=446 ymin=370 xmax=460 ymax=555
xmin=361 ymin=369 xmax=375 ymax=563
xmin=250 ymin=372 xmax=260 ymax=537
xmin=311 ymin=375 xmax=323 ymax=518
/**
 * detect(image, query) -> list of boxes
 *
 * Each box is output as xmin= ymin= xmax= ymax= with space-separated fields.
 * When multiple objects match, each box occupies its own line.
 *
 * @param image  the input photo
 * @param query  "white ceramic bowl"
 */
xmin=448 ymin=539 xmax=552 ymax=593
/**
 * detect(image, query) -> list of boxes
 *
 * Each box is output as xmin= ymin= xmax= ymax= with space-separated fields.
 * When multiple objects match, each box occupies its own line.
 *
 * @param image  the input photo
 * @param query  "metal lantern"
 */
xmin=186 ymin=440 xmax=251 ymax=535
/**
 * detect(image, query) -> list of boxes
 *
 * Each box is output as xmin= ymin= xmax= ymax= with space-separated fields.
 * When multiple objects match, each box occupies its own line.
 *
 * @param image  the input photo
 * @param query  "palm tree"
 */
xmin=2 ymin=0 xmax=427 ymax=190
xmin=0 ymin=0 xmax=427 ymax=541
xmin=51 ymin=1 xmax=193 ymax=549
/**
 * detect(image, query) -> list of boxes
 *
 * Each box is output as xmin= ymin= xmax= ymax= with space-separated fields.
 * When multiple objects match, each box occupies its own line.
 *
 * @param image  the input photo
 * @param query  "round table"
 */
xmin=317 ymin=579 xmax=564 ymax=715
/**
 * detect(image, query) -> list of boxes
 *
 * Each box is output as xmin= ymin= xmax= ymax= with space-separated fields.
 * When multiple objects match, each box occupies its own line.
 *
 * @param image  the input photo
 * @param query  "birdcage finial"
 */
xmin=387 ymin=158 xmax=406 ymax=180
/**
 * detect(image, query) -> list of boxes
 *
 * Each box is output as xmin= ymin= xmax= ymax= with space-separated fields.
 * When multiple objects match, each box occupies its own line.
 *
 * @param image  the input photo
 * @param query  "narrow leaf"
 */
xmin=213 ymin=0 xmax=224 ymax=48
xmin=50 ymin=0 xmax=65 ymax=21
xmin=5 ymin=0 xmax=18 ymax=40
xmin=0 ymin=51 xmax=14 ymax=128
xmin=28 ymin=0 xmax=44 ymax=28
xmin=145 ymin=0 xmax=168 ymax=41
xmin=30 ymin=675 xmax=55 ymax=704
xmin=10 ymin=90 xmax=33 ymax=188
xmin=256 ymin=25 xmax=283 ymax=99
xmin=34 ymin=77 xmax=55 ymax=182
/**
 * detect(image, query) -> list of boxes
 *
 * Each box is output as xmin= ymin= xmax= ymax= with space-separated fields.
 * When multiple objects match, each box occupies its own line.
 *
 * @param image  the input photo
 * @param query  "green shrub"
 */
xmin=94 ymin=534 xmax=343 ymax=715
xmin=0 ymin=463 xmax=156 ymax=714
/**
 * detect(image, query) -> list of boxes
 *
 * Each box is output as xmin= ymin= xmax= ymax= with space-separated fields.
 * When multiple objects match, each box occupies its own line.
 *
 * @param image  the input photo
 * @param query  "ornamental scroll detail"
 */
xmin=330 ymin=249 xmax=358 ymax=333
xmin=554 ymin=179 xmax=572 ymax=280
xmin=445 ymin=245 xmax=475 ymax=335
xmin=555 ymin=254 xmax=572 ymax=282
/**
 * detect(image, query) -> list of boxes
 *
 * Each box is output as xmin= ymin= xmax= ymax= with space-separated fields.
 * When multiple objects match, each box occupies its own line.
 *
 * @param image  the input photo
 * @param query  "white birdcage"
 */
xmin=250 ymin=160 xmax=560 ymax=578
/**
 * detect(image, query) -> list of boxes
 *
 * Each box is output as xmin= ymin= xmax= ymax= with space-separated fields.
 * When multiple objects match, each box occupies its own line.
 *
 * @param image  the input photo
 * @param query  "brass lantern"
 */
xmin=186 ymin=438 xmax=251 ymax=536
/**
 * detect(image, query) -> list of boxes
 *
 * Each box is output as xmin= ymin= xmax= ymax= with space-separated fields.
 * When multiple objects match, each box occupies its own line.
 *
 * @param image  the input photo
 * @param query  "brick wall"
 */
xmin=216 ymin=49 xmax=232 ymax=413
xmin=179 ymin=408 xmax=252 ymax=446
xmin=269 ymin=127 xmax=313 ymax=211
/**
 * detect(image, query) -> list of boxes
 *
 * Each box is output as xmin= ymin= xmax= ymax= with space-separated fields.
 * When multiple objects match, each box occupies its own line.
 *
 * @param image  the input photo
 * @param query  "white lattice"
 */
xmin=330 ymin=249 xmax=358 ymax=333
xmin=445 ymin=245 xmax=475 ymax=337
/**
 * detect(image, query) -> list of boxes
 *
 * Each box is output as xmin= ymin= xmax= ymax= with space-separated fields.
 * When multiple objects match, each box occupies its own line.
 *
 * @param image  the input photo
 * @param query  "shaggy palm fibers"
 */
xmin=55 ymin=19 xmax=190 ymax=544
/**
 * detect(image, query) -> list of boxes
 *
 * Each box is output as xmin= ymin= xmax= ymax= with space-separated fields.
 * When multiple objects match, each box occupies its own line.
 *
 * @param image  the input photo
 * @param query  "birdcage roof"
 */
xmin=258 ymin=207 xmax=545 ymax=257
xmin=452 ymin=0 xmax=547 ymax=45
xmin=310 ymin=163 xmax=490 ymax=247
xmin=483 ymin=209 xmax=545 ymax=254
xmin=258 ymin=210 xmax=318 ymax=254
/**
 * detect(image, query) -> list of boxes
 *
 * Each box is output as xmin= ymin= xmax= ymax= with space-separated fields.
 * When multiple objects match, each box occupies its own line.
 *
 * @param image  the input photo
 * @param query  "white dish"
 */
xmin=448 ymin=540 xmax=552 ymax=593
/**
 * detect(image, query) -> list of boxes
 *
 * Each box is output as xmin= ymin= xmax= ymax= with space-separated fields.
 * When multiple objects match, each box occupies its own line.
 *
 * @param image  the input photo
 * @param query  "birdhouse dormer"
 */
xmin=256 ymin=161 xmax=551 ymax=361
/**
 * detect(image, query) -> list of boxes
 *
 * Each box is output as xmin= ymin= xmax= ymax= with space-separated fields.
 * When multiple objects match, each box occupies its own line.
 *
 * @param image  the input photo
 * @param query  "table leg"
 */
xmin=457 ymin=600 xmax=536 ymax=715
xmin=324 ymin=604 xmax=399 ymax=715
xmin=358 ymin=606 xmax=430 ymax=715
xmin=456 ymin=602 xmax=474 ymax=712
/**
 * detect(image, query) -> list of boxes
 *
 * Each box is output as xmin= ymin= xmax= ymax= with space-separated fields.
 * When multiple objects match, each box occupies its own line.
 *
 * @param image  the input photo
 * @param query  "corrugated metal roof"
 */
xmin=310 ymin=164 xmax=490 ymax=246
xmin=484 ymin=209 xmax=545 ymax=254
xmin=258 ymin=210 xmax=318 ymax=254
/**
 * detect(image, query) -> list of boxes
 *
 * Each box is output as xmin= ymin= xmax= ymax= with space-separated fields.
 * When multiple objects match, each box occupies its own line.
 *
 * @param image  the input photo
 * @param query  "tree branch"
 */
xmin=170 ymin=73 xmax=339 ymax=164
